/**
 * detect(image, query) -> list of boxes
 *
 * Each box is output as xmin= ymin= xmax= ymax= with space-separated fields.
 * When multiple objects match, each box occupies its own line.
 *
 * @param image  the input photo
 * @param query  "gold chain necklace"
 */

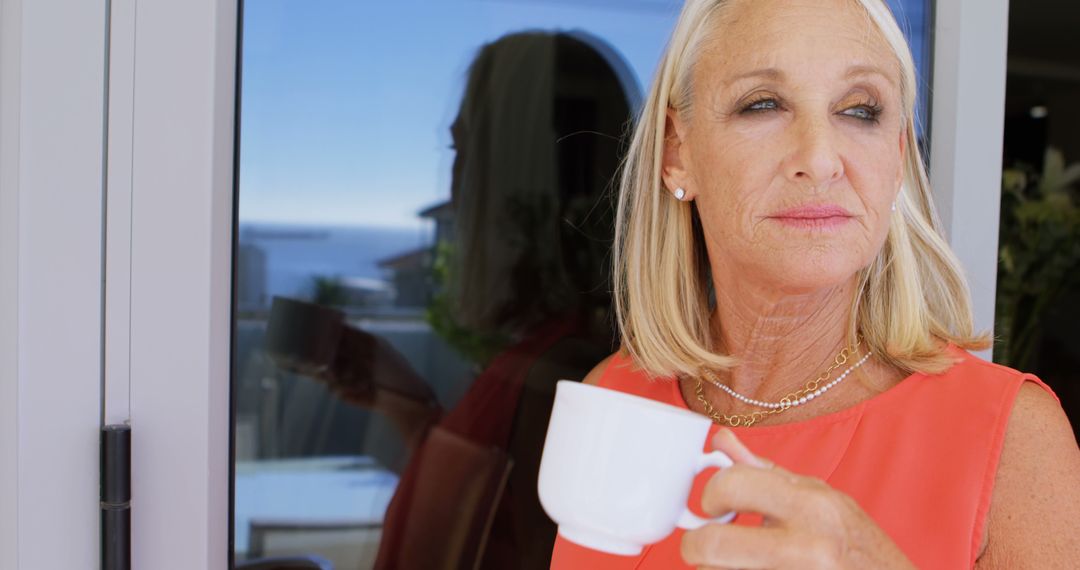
xmin=693 ymin=341 xmax=865 ymax=427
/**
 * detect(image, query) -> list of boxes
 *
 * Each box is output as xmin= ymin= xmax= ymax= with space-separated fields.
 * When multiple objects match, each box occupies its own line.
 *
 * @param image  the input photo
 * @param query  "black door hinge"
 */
xmin=101 ymin=425 xmax=130 ymax=570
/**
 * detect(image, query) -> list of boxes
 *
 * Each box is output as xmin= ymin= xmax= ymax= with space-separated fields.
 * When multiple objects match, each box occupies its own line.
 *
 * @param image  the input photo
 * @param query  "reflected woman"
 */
xmin=374 ymin=31 xmax=638 ymax=569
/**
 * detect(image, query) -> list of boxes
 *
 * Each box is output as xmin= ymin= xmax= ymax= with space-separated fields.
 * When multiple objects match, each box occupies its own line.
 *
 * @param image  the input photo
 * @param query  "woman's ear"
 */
xmin=896 ymin=126 xmax=908 ymax=189
xmin=662 ymin=107 xmax=692 ymax=199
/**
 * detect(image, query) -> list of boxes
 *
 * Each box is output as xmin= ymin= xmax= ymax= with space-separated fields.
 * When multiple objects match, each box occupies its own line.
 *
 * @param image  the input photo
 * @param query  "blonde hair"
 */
xmin=613 ymin=0 xmax=989 ymax=379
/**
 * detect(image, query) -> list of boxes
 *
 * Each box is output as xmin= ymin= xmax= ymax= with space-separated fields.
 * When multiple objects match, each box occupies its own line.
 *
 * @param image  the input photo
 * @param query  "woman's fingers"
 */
xmin=705 ymin=428 xmax=837 ymax=521
xmin=700 ymin=461 xmax=835 ymax=524
xmin=681 ymin=522 xmax=797 ymax=568
xmin=688 ymin=430 xmax=910 ymax=568
xmin=711 ymin=428 xmax=771 ymax=467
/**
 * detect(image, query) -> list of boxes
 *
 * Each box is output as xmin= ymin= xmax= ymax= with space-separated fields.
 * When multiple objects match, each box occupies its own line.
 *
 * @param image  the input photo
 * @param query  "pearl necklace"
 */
xmin=694 ymin=341 xmax=869 ymax=427
xmin=703 ymin=351 xmax=871 ymax=409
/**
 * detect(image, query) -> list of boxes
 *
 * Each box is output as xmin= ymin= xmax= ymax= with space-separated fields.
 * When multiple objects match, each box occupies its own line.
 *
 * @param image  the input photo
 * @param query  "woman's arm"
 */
xmin=976 ymin=382 xmax=1080 ymax=568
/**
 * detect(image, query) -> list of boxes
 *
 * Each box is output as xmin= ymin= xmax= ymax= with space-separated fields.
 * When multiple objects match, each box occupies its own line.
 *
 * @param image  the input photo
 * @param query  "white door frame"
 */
xmin=929 ymin=0 xmax=1011 ymax=350
xmin=116 ymin=0 xmax=238 ymax=567
xmin=0 ymin=0 xmax=1009 ymax=568
xmin=0 ymin=0 xmax=236 ymax=568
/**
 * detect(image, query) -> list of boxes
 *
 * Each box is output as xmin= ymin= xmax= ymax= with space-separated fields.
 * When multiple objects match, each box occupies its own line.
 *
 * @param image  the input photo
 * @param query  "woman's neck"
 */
xmin=709 ymin=275 xmax=858 ymax=401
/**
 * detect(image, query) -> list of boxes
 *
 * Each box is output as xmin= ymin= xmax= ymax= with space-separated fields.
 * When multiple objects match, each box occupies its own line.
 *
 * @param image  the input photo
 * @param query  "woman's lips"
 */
xmin=767 ymin=205 xmax=854 ymax=230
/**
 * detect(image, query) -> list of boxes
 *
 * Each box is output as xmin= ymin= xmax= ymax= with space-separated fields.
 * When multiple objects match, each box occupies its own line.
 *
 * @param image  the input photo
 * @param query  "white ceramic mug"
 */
xmin=537 ymin=380 xmax=735 ymax=556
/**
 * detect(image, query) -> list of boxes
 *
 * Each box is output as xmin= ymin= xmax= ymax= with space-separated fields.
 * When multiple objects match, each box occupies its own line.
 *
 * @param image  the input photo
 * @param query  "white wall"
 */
xmin=0 ymin=0 xmax=108 ymax=568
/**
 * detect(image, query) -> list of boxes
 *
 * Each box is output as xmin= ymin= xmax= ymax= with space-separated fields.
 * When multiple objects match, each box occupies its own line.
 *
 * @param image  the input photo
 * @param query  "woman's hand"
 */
xmin=681 ymin=429 xmax=916 ymax=570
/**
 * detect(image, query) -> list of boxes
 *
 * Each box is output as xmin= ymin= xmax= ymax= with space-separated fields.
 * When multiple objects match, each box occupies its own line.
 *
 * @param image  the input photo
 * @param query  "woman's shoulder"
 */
xmin=580 ymin=350 xmax=680 ymax=404
xmin=922 ymin=345 xmax=1078 ymax=565
xmin=937 ymin=345 xmax=1058 ymax=402
xmin=581 ymin=352 xmax=620 ymax=386
xmin=971 ymin=359 xmax=1079 ymax=566
xmin=582 ymin=349 xmax=657 ymax=385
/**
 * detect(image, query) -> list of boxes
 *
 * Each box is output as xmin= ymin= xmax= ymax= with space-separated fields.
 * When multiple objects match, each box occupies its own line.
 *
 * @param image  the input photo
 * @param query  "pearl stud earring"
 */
xmin=674 ymin=187 xmax=686 ymax=201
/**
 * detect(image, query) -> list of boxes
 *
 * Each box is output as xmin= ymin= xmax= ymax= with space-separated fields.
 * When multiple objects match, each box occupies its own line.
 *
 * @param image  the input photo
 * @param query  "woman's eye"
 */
xmin=841 ymin=105 xmax=882 ymax=122
xmin=741 ymin=98 xmax=779 ymax=114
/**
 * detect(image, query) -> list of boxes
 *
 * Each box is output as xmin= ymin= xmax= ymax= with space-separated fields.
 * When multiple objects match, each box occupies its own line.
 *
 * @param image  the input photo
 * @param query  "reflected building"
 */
xmin=237 ymin=242 xmax=268 ymax=313
xmin=376 ymin=202 xmax=452 ymax=309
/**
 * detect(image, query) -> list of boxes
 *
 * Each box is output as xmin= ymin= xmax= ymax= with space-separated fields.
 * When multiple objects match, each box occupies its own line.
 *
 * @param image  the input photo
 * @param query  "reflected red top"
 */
xmin=550 ymin=347 xmax=1057 ymax=570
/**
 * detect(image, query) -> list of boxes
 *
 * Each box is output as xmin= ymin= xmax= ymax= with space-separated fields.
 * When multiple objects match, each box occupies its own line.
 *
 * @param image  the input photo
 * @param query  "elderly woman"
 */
xmin=550 ymin=0 xmax=1080 ymax=568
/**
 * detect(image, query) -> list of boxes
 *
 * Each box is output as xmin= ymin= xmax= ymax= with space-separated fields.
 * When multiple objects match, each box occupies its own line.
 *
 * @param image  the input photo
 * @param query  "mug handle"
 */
xmin=676 ymin=450 xmax=737 ymax=530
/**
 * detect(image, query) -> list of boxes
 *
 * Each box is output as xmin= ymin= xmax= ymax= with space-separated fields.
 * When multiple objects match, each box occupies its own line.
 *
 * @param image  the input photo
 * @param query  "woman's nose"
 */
xmin=783 ymin=118 xmax=844 ymax=191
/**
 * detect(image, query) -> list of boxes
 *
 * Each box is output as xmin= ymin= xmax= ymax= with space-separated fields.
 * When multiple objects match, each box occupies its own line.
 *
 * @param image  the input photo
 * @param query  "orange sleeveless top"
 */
xmin=550 ymin=347 xmax=1058 ymax=569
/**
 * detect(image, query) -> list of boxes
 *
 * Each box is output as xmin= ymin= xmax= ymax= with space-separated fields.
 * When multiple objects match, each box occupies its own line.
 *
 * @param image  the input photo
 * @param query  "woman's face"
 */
xmin=664 ymin=0 xmax=907 ymax=293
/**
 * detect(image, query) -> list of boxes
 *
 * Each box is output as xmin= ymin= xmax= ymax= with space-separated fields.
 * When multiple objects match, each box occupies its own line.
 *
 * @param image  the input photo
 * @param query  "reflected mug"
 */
xmin=537 ymin=380 xmax=735 ymax=556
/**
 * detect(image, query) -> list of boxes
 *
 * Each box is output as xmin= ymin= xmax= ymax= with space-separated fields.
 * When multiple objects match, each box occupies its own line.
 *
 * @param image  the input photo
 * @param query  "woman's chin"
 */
xmin=744 ymin=260 xmax=863 ymax=295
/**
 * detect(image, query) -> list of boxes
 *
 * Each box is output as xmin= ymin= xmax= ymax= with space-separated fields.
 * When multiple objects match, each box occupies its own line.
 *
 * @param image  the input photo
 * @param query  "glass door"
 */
xmin=231 ymin=3 xmax=661 ymax=568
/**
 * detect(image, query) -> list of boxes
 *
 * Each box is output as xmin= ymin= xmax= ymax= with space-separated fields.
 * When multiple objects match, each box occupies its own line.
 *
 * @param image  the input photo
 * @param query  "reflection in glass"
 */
xmin=233 ymin=12 xmax=643 ymax=570
xmin=370 ymin=32 xmax=632 ymax=569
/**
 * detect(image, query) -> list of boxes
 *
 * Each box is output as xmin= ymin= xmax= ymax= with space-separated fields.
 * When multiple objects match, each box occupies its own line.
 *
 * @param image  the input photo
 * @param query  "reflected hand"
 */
xmin=681 ymin=429 xmax=916 ymax=570
xmin=326 ymin=325 xmax=378 ymax=406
